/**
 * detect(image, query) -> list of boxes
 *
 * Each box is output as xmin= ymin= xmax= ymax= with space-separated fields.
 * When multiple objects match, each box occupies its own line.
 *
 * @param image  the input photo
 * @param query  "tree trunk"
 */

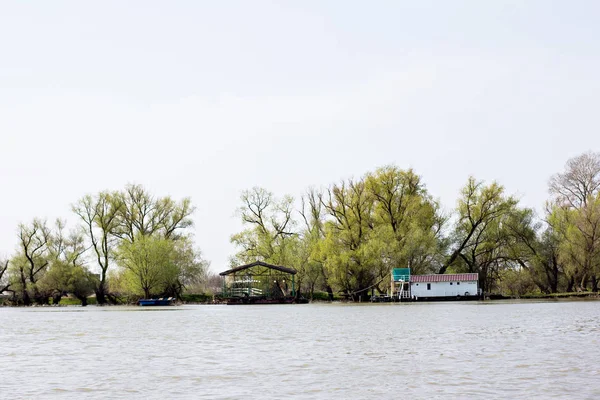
xmin=326 ymin=285 xmax=334 ymax=301
xmin=34 ymin=292 xmax=49 ymax=305
xmin=20 ymin=269 xmax=31 ymax=306
xmin=479 ymin=268 xmax=488 ymax=296
xmin=591 ymin=275 xmax=598 ymax=292
xmin=551 ymin=263 xmax=559 ymax=293
xmin=75 ymin=294 xmax=88 ymax=306
xmin=566 ymin=275 xmax=575 ymax=292
xmin=52 ymin=292 xmax=62 ymax=305
xmin=295 ymin=278 xmax=303 ymax=300
xmin=95 ymin=288 xmax=106 ymax=305
xmin=95 ymin=279 xmax=108 ymax=305
xmin=21 ymin=289 xmax=30 ymax=306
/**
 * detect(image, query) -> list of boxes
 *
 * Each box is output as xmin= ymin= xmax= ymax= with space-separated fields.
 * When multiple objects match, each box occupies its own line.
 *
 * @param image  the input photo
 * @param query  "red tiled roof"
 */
xmin=410 ymin=273 xmax=478 ymax=283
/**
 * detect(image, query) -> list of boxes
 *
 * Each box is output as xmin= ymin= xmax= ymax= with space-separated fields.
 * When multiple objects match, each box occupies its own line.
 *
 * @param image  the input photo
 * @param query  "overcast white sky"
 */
xmin=1 ymin=1 xmax=599 ymax=272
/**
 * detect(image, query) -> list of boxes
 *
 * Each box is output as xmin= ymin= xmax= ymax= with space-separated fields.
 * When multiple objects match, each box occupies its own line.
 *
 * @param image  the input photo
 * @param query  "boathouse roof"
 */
xmin=219 ymin=261 xmax=297 ymax=276
xmin=410 ymin=273 xmax=478 ymax=283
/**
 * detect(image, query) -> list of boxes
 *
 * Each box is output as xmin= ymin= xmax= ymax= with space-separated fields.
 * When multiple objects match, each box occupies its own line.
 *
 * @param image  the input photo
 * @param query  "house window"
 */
xmin=427 ymin=283 xmax=431 ymax=290
xmin=416 ymin=284 xmax=419 ymax=286
xmin=450 ymin=282 xmax=453 ymax=285
xmin=457 ymin=282 xmax=460 ymax=285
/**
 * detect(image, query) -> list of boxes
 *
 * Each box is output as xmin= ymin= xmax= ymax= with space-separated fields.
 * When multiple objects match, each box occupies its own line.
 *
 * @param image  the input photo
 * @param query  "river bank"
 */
xmin=2 ymin=291 xmax=599 ymax=307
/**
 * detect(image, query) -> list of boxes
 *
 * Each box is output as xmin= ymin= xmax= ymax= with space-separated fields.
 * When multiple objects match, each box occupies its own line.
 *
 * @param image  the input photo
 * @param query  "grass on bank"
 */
xmin=520 ymin=291 xmax=598 ymax=299
xmin=55 ymin=297 xmax=98 ymax=306
xmin=52 ymin=293 xmax=216 ymax=305
xmin=51 ymin=291 xmax=341 ymax=305
xmin=3 ymin=290 xmax=595 ymax=306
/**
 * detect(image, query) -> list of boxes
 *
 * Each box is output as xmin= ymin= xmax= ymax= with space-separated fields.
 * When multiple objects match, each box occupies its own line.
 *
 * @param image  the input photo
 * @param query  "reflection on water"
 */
xmin=1 ymin=301 xmax=599 ymax=399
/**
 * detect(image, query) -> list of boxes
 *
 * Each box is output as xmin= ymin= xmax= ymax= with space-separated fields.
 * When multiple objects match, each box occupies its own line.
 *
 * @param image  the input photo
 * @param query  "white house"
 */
xmin=410 ymin=273 xmax=479 ymax=299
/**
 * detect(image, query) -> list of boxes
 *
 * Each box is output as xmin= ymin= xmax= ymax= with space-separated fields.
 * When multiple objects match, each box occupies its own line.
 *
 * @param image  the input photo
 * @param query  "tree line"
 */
xmin=0 ymin=184 xmax=209 ymax=305
xmin=2 ymin=152 xmax=598 ymax=305
xmin=230 ymin=151 xmax=600 ymax=300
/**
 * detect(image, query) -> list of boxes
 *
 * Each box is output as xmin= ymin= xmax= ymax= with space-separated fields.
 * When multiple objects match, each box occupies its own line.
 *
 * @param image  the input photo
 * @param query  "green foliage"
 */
xmin=41 ymin=221 xmax=94 ymax=304
xmin=545 ymin=151 xmax=600 ymax=292
xmin=230 ymin=170 xmax=561 ymax=299
xmin=230 ymin=187 xmax=297 ymax=266
xmin=315 ymin=168 xmax=447 ymax=299
xmin=0 ymin=258 xmax=10 ymax=293
xmin=442 ymin=177 xmax=537 ymax=293
xmin=366 ymin=166 xmax=446 ymax=274
xmin=549 ymin=193 xmax=600 ymax=291
xmin=112 ymin=184 xmax=195 ymax=242
xmin=70 ymin=184 xmax=207 ymax=302
xmin=56 ymin=296 xmax=98 ymax=306
xmin=521 ymin=291 xmax=597 ymax=299
xmin=6 ymin=152 xmax=600 ymax=306
xmin=72 ymin=190 xmax=123 ymax=304
xmin=167 ymin=237 xmax=209 ymax=296
xmin=497 ymin=268 xmax=537 ymax=297
xmin=10 ymin=219 xmax=53 ymax=305
xmin=231 ymin=166 xmax=448 ymax=300
xmin=3 ymin=184 xmax=206 ymax=305
xmin=5 ymin=219 xmax=96 ymax=305
xmin=309 ymin=291 xmax=343 ymax=301
xmin=72 ymin=185 xmax=197 ymax=304
xmin=115 ymin=234 xmax=207 ymax=299
xmin=319 ymin=178 xmax=375 ymax=298
xmin=116 ymin=234 xmax=179 ymax=298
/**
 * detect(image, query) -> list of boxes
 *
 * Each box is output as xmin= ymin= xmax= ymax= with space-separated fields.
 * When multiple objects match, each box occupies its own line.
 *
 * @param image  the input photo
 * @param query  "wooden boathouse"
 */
xmin=219 ymin=261 xmax=299 ymax=304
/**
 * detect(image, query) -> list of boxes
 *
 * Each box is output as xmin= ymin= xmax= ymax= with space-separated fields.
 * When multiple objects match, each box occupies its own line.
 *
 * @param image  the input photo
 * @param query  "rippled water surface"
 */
xmin=1 ymin=301 xmax=599 ymax=399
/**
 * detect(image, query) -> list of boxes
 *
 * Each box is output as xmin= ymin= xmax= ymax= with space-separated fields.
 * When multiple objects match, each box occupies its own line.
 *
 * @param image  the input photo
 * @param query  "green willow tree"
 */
xmin=298 ymin=188 xmax=329 ymax=299
xmin=230 ymin=187 xmax=297 ymax=266
xmin=74 ymin=184 xmax=199 ymax=303
xmin=550 ymin=195 xmax=600 ymax=292
xmin=504 ymin=210 xmax=564 ymax=294
xmin=8 ymin=219 xmax=96 ymax=305
xmin=165 ymin=237 xmax=210 ymax=297
xmin=441 ymin=177 xmax=535 ymax=294
xmin=112 ymin=184 xmax=195 ymax=242
xmin=320 ymin=178 xmax=377 ymax=300
xmin=38 ymin=220 xmax=94 ymax=305
xmin=0 ymin=258 xmax=10 ymax=295
xmin=230 ymin=167 xmax=449 ymax=300
xmin=10 ymin=219 xmax=52 ymax=305
xmin=366 ymin=166 xmax=446 ymax=275
xmin=548 ymin=151 xmax=600 ymax=292
xmin=115 ymin=234 xmax=207 ymax=299
xmin=73 ymin=191 xmax=123 ymax=304
xmin=116 ymin=234 xmax=179 ymax=299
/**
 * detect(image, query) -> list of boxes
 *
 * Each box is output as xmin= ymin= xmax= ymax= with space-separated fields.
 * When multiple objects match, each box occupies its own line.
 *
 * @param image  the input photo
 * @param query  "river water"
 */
xmin=1 ymin=300 xmax=599 ymax=399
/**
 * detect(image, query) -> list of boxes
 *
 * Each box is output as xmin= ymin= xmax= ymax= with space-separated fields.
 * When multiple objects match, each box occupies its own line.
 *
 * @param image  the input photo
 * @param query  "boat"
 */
xmin=137 ymin=297 xmax=175 ymax=306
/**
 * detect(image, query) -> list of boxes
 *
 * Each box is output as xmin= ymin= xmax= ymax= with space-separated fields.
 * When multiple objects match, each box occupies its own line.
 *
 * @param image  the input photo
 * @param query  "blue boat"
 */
xmin=138 ymin=297 xmax=175 ymax=306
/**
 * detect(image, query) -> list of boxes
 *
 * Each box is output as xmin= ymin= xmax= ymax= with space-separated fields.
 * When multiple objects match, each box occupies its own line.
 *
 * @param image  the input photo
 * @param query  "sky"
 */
xmin=1 ymin=1 xmax=600 ymax=272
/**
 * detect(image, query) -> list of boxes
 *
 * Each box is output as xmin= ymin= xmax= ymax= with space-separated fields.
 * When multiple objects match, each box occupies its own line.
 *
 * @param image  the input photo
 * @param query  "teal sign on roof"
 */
xmin=392 ymin=268 xmax=410 ymax=281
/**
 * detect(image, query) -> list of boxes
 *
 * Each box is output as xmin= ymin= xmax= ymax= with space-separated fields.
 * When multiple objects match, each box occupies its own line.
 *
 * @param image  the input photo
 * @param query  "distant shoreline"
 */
xmin=3 ymin=293 xmax=599 ymax=308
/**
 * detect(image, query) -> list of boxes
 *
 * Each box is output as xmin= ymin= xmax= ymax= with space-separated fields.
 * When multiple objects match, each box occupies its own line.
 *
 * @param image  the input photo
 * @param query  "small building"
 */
xmin=219 ymin=261 xmax=297 ymax=304
xmin=410 ymin=273 xmax=479 ymax=299
xmin=391 ymin=268 xmax=411 ymax=300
